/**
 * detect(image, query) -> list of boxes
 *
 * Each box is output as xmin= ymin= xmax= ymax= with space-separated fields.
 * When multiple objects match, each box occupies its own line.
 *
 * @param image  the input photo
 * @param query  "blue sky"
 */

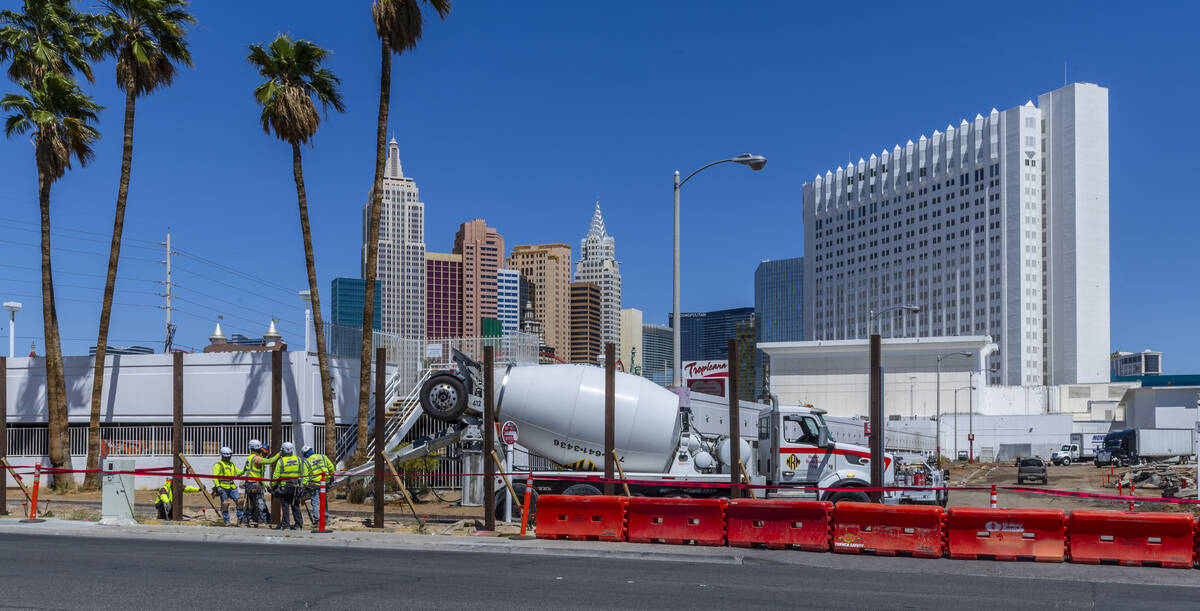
xmin=1 ymin=1 xmax=1197 ymax=372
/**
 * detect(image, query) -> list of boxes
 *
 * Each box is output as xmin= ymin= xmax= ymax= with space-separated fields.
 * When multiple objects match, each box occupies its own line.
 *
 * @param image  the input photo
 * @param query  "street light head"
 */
xmin=298 ymin=290 xmax=311 ymax=303
xmin=733 ymin=153 xmax=767 ymax=171
xmin=903 ymin=304 xmax=921 ymax=314
xmin=2 ymin=301 xmax=20 ymax=314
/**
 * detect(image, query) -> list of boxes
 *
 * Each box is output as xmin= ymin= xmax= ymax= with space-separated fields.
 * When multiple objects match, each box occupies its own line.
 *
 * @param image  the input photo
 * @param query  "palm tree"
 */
xmin=3 ymin=73 xmax=102 ymax=489
xmin=353 ymin=0 xmax=450 ymax=466
xmin=78 ymin=0 xmax=194 ymax=490
xmin=248 ymin=33 xmax=345 ymax=460
xmin=0 ymin=0 xmax=96 ymax=86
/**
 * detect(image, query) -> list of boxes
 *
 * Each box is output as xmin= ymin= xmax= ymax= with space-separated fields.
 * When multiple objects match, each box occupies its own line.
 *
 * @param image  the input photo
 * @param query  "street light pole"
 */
xmin=2 ymin=302 xmax=20 ymax=359
xmin=671 ymin=154 xmax=766 ymax=387
xmin=299 ymin=290 xmax=312 ymax=354
xmin=935 ymin=352 xmax=971 ymax=466
xmin=867 ymin=305 xmax=919 ymax=501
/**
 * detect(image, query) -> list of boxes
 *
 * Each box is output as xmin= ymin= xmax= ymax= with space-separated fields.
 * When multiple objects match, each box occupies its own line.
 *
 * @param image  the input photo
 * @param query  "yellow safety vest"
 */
xmin=157 ymin=481 xmax=199 ymax=504
xmin=304 ymin=453 xmax=334 ymax=486
xmin=275 ymin=455 xmax=303 ymax=486
xmin=212 ymin=460 xmax=242 ymax=489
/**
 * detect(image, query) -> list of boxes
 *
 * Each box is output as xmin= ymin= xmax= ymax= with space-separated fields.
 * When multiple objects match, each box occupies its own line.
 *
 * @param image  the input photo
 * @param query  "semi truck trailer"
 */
xmin=1093 ymin=429 xmax=1196 ymax=467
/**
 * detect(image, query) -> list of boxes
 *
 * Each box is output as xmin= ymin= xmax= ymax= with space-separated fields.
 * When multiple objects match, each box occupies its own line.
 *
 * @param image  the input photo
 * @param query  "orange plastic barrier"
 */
xmin=726 ymin=498 xmax=833 ymax=551
xmin=535 ymin=495 xmax=628 ymax=542
xmin=946 ymin=507 xmax=1065 ymax=562
xmin=832 ymin=502 xmax=945 ymax=558
xmin=1068 ymin=510 xmax=1195 ymax=569
xmin=626 ymin=497 xmax=726 ymax=546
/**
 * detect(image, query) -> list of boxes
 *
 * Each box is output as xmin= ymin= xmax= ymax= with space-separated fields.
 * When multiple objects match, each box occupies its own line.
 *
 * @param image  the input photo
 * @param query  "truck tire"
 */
xmin=561 ymin=483 xmax=603 ymax=496
xmin=420 ymin=374 xmax=467 ymax=422
xmin=494 ymin=482 xmax=537 ymax=524
xmin=1061 ymin=457 xmax=1071 ymax=467
xmin=826 ymin=490 xmax=870 ymax=504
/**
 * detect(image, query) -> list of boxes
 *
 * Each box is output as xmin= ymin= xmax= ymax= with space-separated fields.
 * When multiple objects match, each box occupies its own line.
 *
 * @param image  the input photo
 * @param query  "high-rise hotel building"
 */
xmin=363 ymin=138 xmax=425 ymax=338
xmin=802 ymin=83 xmax=1109 ymax=386
xmin=575 ymin=202 xmax=622 ymax=349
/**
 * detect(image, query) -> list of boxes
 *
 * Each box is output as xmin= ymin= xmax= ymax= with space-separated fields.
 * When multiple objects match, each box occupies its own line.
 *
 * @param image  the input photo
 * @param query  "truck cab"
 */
xmin=758 ymin=405 xmax=893 ymax=503
xmin=1094 ymin=430 xmax=1134 ymax=467
xmin=1051 ymin=443 xmax=1080 ymax=466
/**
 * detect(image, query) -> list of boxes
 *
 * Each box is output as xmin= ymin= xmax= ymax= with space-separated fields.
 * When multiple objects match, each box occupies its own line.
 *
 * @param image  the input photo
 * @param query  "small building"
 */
xmin=1118 ymin=385 xmax=1200 ymax=430
xmin=1111 ymin=350 xmax=1162 ymax=378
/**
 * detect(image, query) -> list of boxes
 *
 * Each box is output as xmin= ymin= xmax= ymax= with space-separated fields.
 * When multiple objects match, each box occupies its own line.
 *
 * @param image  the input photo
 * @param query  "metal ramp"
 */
xmin=335 ymin=367 xmax=466 ymax=481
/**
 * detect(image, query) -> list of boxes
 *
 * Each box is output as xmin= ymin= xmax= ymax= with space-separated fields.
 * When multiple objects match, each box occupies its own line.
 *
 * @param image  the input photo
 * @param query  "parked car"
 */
xmin=957 ymin=450 xmax=969 ymax=461
xmin=1017 ymin=457 xmax=1048 ymax=485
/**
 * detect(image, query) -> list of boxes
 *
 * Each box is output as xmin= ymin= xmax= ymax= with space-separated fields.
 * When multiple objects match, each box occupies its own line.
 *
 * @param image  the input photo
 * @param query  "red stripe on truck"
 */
xmin=780 ymin=447 xmax=893 ymax=469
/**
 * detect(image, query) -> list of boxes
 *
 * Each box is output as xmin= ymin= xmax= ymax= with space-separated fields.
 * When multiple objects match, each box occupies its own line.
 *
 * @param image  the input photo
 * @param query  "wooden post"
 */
xmin=172 ymin=351 xmax=183 ymax=520
xmin=383 ymin=455 xmax=424 ymax=528
xmin=483 ymin=346 xmax=496 ymax=531
xmin=373 ymin=347 xmax=385 ymax=529
xmin=179 ymin=453 xmax=220 ymax=515
xmin=727 ymin=338 xmax=741 ymax=499
xmin=270 ymin=348 xmax=282 ymax=524
xmin=868 ymin=332 xmax=883 ymax=502
xmin=1 ymin=356 xmax=7 ymax=515
xmin=612 ymin=449 xmax=632 ymax=497
xmin=604 ymin=343 xmax=616 ymax=495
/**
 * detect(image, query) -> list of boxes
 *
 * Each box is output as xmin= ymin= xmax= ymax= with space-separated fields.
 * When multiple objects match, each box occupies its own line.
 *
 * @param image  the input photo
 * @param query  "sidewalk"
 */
xmin=1 ymin=515 xmax=1197 ymax=588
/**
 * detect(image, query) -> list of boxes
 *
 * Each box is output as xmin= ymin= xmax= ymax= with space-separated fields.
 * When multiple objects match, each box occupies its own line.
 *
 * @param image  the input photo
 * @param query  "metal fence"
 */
xmin=4 ymin=424 xmax=351 ymax=458
xmin=323 ymin=323 xmax=540 ymax=391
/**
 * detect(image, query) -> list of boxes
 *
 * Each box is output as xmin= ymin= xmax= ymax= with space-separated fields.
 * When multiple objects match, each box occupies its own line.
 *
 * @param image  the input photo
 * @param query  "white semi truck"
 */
xmin=391 ymin=351 xmax=942 ymax=518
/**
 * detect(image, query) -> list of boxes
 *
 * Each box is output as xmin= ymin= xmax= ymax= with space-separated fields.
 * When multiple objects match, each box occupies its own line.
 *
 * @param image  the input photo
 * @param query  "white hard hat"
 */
xmin=301 ymin=445 xmax=313 ymax=454
xmin=281 ymin=441 xmax=295 ymax=454
xmin=219 ymin=446 xmax=233 ymax=457
xmin=248 ymin=439 xmax=262 ymax=451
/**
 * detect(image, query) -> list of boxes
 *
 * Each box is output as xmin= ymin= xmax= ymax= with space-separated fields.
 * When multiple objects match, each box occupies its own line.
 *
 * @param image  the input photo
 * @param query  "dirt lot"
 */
xmin=943 ymin=462 xmax=1200 ymax=517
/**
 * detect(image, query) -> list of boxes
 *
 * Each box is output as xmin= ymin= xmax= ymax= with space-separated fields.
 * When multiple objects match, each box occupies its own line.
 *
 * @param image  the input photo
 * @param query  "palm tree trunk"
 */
xmin=39 ymin=168 xmax=72 ymax=491
xmin=83 ymin=87 xmax=137 ymax=490
xmin=290 ymin=141 xmax=337 ymax=461
xmin=352 ymin=41 xmax=391 ymax=466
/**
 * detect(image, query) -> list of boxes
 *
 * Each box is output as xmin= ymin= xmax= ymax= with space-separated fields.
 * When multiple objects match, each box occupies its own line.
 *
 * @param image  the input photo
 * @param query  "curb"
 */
xmin=0 ymin=520 xmax=745 ymax=566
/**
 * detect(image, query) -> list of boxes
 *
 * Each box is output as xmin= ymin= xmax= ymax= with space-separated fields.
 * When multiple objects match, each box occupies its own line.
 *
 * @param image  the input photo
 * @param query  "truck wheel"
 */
xmin=1061 ymin=457 xmax=1071 ymax=467
xmin=494 ymin=482 xmax=538 ymax=524
xmin=420 ymin=374 xmax=467 ymax=422
xmin=562 ymin=483 xmax=603 ymax=496
xmin=826 ymin=490 xmax=870 ymax=504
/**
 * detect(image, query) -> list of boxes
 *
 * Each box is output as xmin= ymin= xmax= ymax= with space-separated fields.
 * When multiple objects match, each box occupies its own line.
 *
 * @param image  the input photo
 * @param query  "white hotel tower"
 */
xmin=363 ymin=138 xmax=425 ymax=338
xmin=802 ymin=83 xmax=1109 ymax=386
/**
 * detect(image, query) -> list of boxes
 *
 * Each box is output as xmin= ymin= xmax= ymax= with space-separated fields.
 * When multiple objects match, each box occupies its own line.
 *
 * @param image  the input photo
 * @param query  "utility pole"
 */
xmin=159 ymin=232 xmax=176 ymax=352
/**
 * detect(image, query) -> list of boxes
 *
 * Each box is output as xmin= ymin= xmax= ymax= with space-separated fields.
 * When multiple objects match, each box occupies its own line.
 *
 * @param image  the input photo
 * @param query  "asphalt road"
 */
xmin=0 ymin=533 xmax=1195 ymax=610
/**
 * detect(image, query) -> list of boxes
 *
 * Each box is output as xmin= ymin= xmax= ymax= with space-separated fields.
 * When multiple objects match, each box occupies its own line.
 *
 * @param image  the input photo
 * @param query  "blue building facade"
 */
xmin=669 ymin=307 xmax=756 ymax=361
xmin=754 ymin=257 xmax=804 ymax=399
xmin=330 ymin=278 xmax=381 ymax=330
xmin=641 ymin=323 xmax=674 ymax=387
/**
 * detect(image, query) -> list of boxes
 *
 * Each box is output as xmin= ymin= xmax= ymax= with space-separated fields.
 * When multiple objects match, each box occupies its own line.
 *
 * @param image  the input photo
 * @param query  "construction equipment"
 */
xmin=341 ymin=350 xmax=933 ymax=516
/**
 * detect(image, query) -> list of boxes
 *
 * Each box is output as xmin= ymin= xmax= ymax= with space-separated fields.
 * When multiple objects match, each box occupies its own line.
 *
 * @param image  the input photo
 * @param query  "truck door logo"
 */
xmin=786 ymin=454 xmax=801 ymax=470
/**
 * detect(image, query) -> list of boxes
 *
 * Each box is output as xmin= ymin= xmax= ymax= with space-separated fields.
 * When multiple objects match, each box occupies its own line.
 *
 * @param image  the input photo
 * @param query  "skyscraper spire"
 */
xmin=587 ymin=199 xmax=607 ymax=239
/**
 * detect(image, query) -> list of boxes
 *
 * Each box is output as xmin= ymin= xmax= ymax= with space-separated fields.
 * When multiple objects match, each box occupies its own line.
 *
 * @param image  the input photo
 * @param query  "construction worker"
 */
xmin=240 ymin=439 xmax=279 ymax=527
xmin=154 ymin=479 xmax=199 ymax=521
xmin=272 ymin=441 xmax=304 ymax=530
xmin=302 ymin=445 xmax=335 ymax=524
xmin=212 ymin=446 xmax=244 ymax=526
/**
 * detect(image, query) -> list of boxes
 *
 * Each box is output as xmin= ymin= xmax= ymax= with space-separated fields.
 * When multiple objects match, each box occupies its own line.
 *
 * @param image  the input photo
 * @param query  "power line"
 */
xmin=172 ymin=307 xmax=266 ymax=339
xmin=173 ymin=248 xmax=298 ymax=296
xmin=0 ymin=215 xmax=161 ymax=246
xmin=173 ymin=283 xmax=297 ymax=325
xmin=4 ymin=292 xmax=160 ymax=309
xmin=0 ymin=219 xmax=162 ymax=252
xmin=0 ymin=238 xmax=161 ymax=263
xmin=172 ymin=264 xmax=303 ymax=311
xmin=3 ymin=277 xmax=161 ymax=297
xmin=0 ymin=262 xmax=161 ymax=284
xmin=171 ymin=295 xmax=301 ymax=336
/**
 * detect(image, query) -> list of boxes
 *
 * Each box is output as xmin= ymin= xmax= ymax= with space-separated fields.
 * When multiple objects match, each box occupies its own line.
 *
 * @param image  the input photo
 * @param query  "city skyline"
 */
xmin=0 ymin=2 xmax=1194 ymax=372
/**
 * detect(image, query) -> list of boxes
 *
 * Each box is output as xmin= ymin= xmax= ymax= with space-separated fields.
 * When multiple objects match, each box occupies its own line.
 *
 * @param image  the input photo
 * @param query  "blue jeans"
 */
xmin=215 ymin=487 xmax=243 ymax=523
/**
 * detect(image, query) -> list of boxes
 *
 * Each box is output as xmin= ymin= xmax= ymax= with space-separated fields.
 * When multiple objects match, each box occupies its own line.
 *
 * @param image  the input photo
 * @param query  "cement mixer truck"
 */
xmin=402 ymin=351 xmax=913 ymax=518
